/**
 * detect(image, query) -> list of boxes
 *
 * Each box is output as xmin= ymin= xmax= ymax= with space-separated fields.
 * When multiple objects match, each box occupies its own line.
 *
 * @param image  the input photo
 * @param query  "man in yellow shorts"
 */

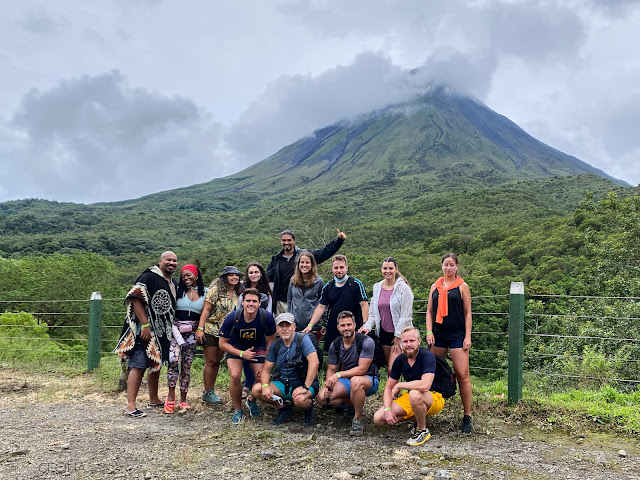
xmin=373 ymin=326 xmax=444 ymax=446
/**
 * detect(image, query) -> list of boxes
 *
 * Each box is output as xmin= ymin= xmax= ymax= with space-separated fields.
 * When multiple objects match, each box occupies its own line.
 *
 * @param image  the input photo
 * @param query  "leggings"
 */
xmin=167 ymin=333 xmax=197 ymax=393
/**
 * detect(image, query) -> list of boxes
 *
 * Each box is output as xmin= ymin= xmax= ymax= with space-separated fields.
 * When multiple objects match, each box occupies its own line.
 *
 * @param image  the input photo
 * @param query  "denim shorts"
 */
xmin=433 ymin=337 xmax=464 ymax=349
xmin=128 ymin=341 xmax=150 ymax=369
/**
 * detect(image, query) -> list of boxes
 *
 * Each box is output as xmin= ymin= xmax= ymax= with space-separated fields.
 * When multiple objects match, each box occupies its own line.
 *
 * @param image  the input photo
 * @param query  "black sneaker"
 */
xmin=272 ymin=405 xmax=294 ymax=425
xmin=349 ymin=417 xmax=364 ymax=436
xmin=461 ymin=414 xmax=472 ymax=433
xmin=303 ymin=404 xmax=314 ymax=426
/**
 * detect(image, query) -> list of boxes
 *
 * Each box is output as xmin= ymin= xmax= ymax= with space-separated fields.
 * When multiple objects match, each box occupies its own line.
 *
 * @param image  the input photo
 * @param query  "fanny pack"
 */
xmin=177 ymin=320 xmax=194 ymax=333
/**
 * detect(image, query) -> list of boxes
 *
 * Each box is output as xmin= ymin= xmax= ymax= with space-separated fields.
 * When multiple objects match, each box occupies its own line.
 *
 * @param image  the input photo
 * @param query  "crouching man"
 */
xmin=253 ymin=313 xmax=319 ymax=426
xmin=317 ymin=311 xmax=380 ymax=436
xmin=373 ymin=326 xmax=445 ymax=446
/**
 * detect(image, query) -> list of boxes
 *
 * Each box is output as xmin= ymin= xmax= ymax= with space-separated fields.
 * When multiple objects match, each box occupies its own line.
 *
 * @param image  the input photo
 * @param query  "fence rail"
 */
xmin=1 ymin=284 xmax=639 ymax=402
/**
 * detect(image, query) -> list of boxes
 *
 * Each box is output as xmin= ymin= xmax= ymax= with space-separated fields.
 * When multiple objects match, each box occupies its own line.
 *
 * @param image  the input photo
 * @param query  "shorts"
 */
xmin=394 ymin=391 xmax=444 ymax=419
xmin=433 ymin=336 xmax=463 ymax=349
xmin=227 ymin=347 xmax=267 ymax=364
xmin=272 ymin=380 xmax=319 ymax=401
xmin=337 ymin=375 xmax=379 ymax=396
xmin=203 ymin=333 xmax=219 ymax=347
xmin=378 ymin=329 xmax=396 ymax=347
xmin=128 ymin=341 xmax=150 ymax=369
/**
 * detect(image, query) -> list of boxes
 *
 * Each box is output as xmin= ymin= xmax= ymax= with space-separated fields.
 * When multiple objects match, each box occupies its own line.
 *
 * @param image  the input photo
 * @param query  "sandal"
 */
xmin=178 ymin=402 xmax=190 ymax=410
xmin=241 ymin=387 xmax=251 ymax=400
xmin=125 ymin=409 xmax=147 ymax=418
xmin=164 ymin=399 xmax=176 ymax=414
xmin=147 ymin=402 xmax=165 ymax=408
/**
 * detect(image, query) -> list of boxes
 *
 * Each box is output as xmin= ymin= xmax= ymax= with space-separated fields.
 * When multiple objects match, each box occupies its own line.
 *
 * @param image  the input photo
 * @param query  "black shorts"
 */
xmin=378 ymin=328 xmax=396 ymax=347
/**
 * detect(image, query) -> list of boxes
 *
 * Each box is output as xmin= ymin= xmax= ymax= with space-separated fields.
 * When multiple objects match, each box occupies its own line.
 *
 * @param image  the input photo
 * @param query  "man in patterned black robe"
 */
xmin=114 ymin=251 xmax=178 ymax=417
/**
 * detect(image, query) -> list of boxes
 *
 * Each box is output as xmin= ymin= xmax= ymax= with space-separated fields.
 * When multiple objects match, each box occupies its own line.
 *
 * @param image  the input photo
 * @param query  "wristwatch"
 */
xmin=301 ymin=385 xmax=310 ymax=391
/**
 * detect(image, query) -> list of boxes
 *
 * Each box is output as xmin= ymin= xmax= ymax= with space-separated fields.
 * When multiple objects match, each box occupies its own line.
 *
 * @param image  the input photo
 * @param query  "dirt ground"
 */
xmin=1 ymin=369 xmax=639 ymax=480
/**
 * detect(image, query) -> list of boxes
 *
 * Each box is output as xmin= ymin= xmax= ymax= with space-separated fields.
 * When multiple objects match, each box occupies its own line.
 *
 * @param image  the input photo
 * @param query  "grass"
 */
xmin=2 ymin=354 xmax=639 ymax=437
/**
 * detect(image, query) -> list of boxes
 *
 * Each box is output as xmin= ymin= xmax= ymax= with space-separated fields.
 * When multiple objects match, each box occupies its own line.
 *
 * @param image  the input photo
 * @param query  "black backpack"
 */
xmin=228 ymin=307 xmax=269 ymax=338
xmin=330 ymin=333 xmax=381 ymax=375
xmin=270 ymin=332 xmax=323 ymax=381
xmin=428 ymin=348 xmax=458 ymax=399
xmin=365 ymin=330 xmax=390 ymax=369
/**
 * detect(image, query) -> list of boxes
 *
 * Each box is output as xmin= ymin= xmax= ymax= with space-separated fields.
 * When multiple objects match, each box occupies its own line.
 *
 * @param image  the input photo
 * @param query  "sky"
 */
xmin=1 ymin=0 xmax=639 ymax=204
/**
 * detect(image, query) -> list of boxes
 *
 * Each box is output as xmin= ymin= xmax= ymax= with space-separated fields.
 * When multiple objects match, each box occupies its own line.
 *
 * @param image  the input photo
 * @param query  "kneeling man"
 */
xmin=253 ymin=313 xmax=319 ymax=426
xmin=317 ymin=311 xmax=379 ymax=436
xmin=373 ymin=326 xmax=444 ymax=446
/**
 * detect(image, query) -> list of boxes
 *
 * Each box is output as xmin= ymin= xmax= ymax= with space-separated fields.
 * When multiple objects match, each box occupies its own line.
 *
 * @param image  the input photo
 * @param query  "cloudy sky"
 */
xmin=1 ymin=0 xmax=639 ymax=203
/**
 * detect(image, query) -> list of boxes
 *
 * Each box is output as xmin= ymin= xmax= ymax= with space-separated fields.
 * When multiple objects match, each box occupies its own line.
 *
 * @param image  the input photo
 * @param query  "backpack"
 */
xmin=270 ymin=332 xmax=323 ymax=381
xmin=365 ymin=330 xmax=390 ymax=369
xmin=330 ymin=333 xmax=382 ymax=374
xmin=428 ymin=348 xmax=458 ymax=399
xmin=228 ymin=307 xmax=268 ymax=338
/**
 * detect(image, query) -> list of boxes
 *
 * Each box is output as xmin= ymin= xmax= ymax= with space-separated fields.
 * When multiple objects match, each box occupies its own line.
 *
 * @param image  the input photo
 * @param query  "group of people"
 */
xmin=114 ymin=229 xmax=473 ymax=446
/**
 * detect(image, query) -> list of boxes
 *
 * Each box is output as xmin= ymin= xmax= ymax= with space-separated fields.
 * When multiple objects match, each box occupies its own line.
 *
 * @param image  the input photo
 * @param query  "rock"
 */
xmin=435 ymin=470 xmax=452 ymax=479
xmin=381 ymin=462 xmax=395 ymax=468
xmin=61 ymin=443 xmax=70 ymax=450
xmin=618 ymin=449 xmax=627 ymax=457
xmin=260 ymin=450 xmax=277 ymax=459
xmin=10 ymin=448 xmax=30 ymax=456
xmin=347 ymin=466 xmax=363 ymax=476
xmin=144 ymin=472 xmax=152 ymax=480
xmin=469 ymin=467 xmax=484 ymax=476
xmin=420 ymin=467 xmax=431 ymax=475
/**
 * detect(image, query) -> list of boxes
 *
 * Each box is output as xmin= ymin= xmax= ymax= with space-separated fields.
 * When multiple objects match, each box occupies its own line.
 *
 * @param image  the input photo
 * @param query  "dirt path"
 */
xmin=1 ymin=369 xmax=638 ymax=480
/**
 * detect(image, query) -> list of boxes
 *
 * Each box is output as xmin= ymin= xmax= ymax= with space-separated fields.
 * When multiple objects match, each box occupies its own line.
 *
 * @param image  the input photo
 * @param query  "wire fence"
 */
xmin=1 ymin=292 xmax=639 ymax=390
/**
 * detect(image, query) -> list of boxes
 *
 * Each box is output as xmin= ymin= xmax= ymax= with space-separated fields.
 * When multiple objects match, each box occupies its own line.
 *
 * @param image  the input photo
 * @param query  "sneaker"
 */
xmin=461 ymin=415 xmax=472 ymax=433
xmin=271 ymin=405 xmax=294 ymax=425
xmin=349 ymin=417 xmax=364 ymax=436
xmin=246 ymin=398 xmax=261 ymax=417
xmin=202 ymin=388 xmax=222 ymax=404
xmin=303 ymin=404 xmax=314 ymax=427
xmin=231 ymin=409 xmax=244 ymax=425
xmin=406 ymin=428 xmax=431 ymax=446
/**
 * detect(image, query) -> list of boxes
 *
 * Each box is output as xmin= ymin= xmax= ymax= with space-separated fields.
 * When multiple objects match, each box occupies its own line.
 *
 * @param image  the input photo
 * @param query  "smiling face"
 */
xmin=242 ymin=293 xmax=260 ymax=314
xmin=247 ymin=266 xmax=262 ymax=286
xmin=159 ymin=251 xmax=178 ymax=276
xmin=226 ymin=273 xmax=240 ymax=286
xmin=181 ymin=270 xmax=197 ymax=286
xmin=337 ymin=314 xmax=355 ymax=338
xmin=280 ymin=234 xmax=295 ymax=254
xmin=381 ymin=261 xmax=397 ymax=281
xmin=332 ymin=260 xmax=348 ymax=280
xmin=441 ymin=257 xmax=458 ymax=278
xmin=276 ymin=320 xmax=295 ymax=341
xmin=298 ymin=254 xmax=312 ymax=275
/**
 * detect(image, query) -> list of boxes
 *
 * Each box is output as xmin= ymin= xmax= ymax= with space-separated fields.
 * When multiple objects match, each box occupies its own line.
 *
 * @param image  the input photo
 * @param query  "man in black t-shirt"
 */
xmin=266 ymin=229 xmax=346 ymax=315
xmin=219 ymin=288 xmax=276 ymax=425
xmin=304 ymin=254 xmax=369 ymax=350
xmin=373 ymin=327 xmax=445 ymax=446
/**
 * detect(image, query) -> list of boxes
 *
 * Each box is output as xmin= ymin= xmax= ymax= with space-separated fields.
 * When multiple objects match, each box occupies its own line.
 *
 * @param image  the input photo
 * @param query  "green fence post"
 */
xmin=508 ymin=282 xmax=524 ymax=404
xmin=88 ymin=291 xmax=102 ymax=372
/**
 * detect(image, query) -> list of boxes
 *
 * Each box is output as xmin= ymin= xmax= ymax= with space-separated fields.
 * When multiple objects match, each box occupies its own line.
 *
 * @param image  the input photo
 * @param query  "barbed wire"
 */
xmin=524 ymin=370 xmax=640 ymax=384
xmin=525 ymin=333 xmax=640 ymax=342
xmin=526 ymin=313 xmax=640 ymax=321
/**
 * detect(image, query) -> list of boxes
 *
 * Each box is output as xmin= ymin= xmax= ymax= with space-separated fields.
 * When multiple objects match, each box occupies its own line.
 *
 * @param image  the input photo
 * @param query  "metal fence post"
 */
xmin=508 ymin=282 xmax=524 ymax=404
xmin=88 ymin=292 xmax=102 ymax=371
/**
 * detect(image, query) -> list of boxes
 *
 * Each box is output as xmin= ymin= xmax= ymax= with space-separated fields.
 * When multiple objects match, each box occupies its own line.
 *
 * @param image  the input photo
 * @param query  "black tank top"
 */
xmin=431 ymin=286 xmax=465 ymax=339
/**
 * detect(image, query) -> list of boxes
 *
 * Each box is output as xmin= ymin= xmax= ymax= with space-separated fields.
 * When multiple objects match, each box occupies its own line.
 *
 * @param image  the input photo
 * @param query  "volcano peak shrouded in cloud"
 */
xmin=1 ymin=1 xmax=639 ymax=203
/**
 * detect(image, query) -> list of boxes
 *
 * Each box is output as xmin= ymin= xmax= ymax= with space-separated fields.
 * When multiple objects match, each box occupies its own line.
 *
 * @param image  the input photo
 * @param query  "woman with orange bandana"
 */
xmin=425 ymin=253 xmax=473 ymax=433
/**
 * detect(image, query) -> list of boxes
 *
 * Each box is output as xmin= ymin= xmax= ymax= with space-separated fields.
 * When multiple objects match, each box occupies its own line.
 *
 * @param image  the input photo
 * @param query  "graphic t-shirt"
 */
xmin=218 ymin=309 xmax=276 ymax=350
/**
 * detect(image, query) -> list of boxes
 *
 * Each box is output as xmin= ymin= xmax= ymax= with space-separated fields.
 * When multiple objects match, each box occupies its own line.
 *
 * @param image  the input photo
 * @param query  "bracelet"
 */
xmin=308 ymin=323 xmax=313 ymax=328
xmin=239 ymin=350 xmax=244 ymax=358
xmin=197 ymin=327 xmax=204 ymax=331
xmin=384 ymin=407 xmax=391 ymax=411
xmin=141 ymin=323 xmax=149 ymax=328
xmin=261 ymin=383 xmax=269 ymax=389
xmin=426 ymin=331 xmax=433 ymax=335
xmin=336 ymin=372 xmax=341 ymax=378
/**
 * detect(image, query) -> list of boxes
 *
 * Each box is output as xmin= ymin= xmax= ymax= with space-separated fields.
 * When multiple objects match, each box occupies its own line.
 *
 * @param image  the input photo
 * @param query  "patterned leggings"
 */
xmin=167 ymin=333 xmax=197 ymax=392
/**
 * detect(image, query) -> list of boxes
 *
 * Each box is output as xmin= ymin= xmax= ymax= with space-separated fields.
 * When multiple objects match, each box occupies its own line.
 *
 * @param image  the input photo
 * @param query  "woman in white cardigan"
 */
xmin=361 ymin=257 xmax=414 ymax=370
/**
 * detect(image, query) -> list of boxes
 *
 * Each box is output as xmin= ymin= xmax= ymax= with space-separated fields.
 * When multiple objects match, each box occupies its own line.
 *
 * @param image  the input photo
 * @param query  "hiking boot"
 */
xmin=231 ymin=409 xmax=244 ymax=425
xmin=303 ymin=404 xmax=314 ymax=427
xmin=246 ymin=398 xmax=261 ymax=417
xmin=272 ymin=405 xmax=294 ymax=425
xmin=202 ymin=388 xmax=221 ymax=404
xmin=461 ymin=414 xmax=472 ymax=433
xmin=349 ymin=417 xmax=364 ymax=436
xmin=406 ymin=428 xmax=431 ymax=446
